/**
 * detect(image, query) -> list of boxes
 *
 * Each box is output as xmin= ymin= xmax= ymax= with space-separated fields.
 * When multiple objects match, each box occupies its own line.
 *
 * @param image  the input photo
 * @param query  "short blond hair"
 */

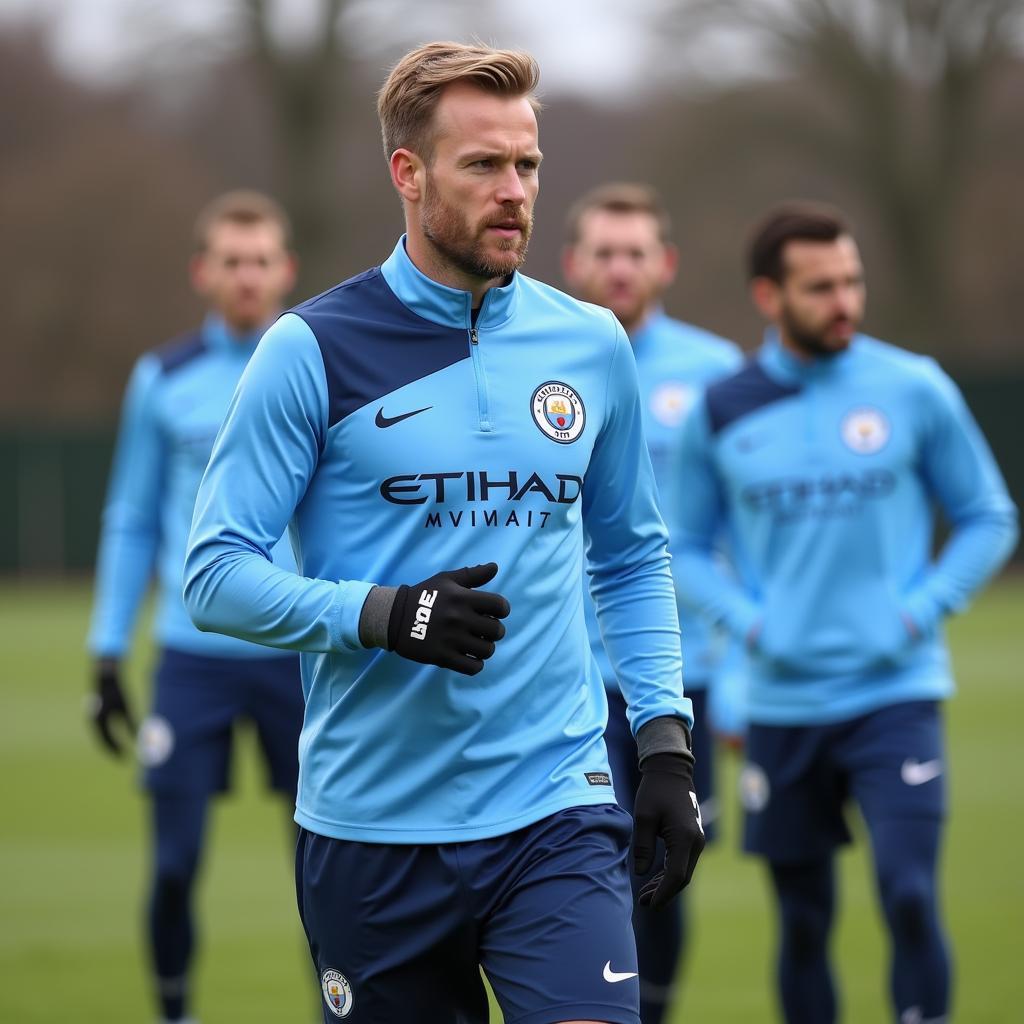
xmin=377 ymin=41 xmax=540 ymax=161
xmin=193 ymin=190 xmax=292 ymax=251
xmin=565 ymin=182 xmax=672 ymax=245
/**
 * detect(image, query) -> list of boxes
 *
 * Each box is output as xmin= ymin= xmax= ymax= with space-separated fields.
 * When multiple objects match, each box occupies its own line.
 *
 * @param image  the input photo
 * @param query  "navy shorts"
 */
xmin=140 ymin=647 xmax=304 ymax=797
xmin=296 ymin=804 xmax=640 ymax=1024
xmin=605 ymin=686 xmax=716 ymax=842
xmin=741 ymin=700 xmax=946 ymax=863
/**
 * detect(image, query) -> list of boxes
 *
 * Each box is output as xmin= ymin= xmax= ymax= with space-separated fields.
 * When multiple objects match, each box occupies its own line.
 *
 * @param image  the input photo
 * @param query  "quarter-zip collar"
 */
xmin=759 ymin=327 xmax=858 ymax=387
xmin=201 ymin=313 xmax=265 ymax=355
xmin=628 ymin=306 xmax=668 ymax=355
xmin=380 ymin=235 xmax=520 ymax=331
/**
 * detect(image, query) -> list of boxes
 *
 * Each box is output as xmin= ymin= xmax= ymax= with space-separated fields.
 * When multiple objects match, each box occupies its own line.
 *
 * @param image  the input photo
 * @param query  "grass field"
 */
xmin=1 ymin=577 xmax=1022 ymax=1023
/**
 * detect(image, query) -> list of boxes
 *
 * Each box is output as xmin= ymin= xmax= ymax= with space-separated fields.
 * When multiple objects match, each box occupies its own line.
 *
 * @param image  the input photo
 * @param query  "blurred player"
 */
xmin=183 ymin=43 xmax=705 ymax=1024
xmin=86 ymin=191 xmax=301 ymax=1024
xmin=563 ymin=182 xmax=742 ymax=1023
xmin=672 ymin=201 xmax=1019 ymax=1024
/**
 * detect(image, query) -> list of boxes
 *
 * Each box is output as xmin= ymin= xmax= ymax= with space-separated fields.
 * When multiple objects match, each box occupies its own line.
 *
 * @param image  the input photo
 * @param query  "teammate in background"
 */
xmin=672 ymin=201 xmax=1018 ymax=1024
xmin=184 ymin=43 xmax=704 ymax=1024
xmin=86 ymin=191 xmax=302 ymax=1024
xmin=563 ymin=182 xmax=742 ymax=1024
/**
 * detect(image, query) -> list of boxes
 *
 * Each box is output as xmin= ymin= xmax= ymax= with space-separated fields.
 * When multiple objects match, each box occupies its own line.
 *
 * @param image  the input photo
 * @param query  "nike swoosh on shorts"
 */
xmin=603 ymin=961 xmax=638 ymax=984
xmin=900 ymin=758 xmax=943 ymax=786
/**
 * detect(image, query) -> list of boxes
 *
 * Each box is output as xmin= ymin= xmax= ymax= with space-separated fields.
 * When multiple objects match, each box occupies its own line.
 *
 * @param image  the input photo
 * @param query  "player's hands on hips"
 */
xmin=88 ymin=658 xmax=137 ymax=757
xmin=387 ymin=562 xmax=511 ymax=676
xmin=632 ymin=752 xmax=706 ymax=909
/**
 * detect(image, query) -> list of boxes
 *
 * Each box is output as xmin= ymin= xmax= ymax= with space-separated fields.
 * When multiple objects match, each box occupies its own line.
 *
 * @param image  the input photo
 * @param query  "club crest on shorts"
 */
xmin=531 ymin=381 xmax=585 ymax=444
xmin=137 ymin=715 xmax=175 ymax=767
xmin=321 ymin=968 xmax=353 ymax=1017
xmin=841 ymin=406 xmax=890 ymax=454
xmin=739 ymin=763 xmax=770 ymax=813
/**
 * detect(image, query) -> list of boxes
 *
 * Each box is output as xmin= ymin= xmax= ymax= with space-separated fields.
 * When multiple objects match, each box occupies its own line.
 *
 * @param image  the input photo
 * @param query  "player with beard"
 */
xmin=184 ymin=43 xmax=705 ymax=1024
xmin=87 ymin=191 xmax=302 ymax=1024
xmin=671 ymin=201 xmax=1018 ymax=1024
xmin=562 ymin=182 xmax=742 ymax=1024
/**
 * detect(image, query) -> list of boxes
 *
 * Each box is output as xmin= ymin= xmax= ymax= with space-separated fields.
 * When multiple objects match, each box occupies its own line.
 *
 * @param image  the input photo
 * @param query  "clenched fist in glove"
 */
xmin=359 ymin=562 xmax=511 ymax=676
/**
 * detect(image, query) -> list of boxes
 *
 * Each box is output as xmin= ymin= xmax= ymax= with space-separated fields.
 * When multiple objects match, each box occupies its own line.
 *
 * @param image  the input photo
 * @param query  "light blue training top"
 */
xmin=88 ymin=315 xmax=298 ymax=659
xmin=583 ymin=308 xmax=742 ymax=692
xmin=672 ymin=331 xmax=1018 ymax=726
xmin=185 ymin=238 xmax=690 ymax=843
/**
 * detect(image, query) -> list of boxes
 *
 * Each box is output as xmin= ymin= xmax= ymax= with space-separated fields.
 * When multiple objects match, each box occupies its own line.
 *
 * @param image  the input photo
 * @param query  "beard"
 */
xmin=781 ymin=304 xmax=858 ymax=358
xmin=420 ymin=176 xmax=532 ymax=283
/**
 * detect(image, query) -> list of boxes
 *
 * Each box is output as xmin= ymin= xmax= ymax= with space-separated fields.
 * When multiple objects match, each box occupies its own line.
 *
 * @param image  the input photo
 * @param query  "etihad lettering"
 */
xmin=423 ymin=509 xmax=553 ymax=529
xmin=380 ymin=471 xmax=583 ymax=506
xmin=742 ymin=469 xmax=896 ymax=519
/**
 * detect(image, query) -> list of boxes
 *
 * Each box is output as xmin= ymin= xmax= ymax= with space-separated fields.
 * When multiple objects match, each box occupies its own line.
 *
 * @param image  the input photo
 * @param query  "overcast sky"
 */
xmin=0 ymin=0 xmax=704 ymax=99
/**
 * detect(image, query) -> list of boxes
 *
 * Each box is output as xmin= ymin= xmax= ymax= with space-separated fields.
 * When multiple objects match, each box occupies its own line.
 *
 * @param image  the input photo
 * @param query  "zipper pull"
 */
xmin=470 ymin=327 xmax=479 ymax=345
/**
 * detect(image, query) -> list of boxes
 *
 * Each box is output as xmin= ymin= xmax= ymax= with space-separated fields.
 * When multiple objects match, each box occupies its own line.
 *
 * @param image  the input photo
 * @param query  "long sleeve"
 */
xmin=582 ymin=319 xmax=691 ymax=734
xmin=671 ymin=399 xmax=761 ymax=643
xmin=183 ymin=314 xmax=374 ymax=652
xmin=87 ymin=356 xmax=165 ymax=656
xmin=902 ymin=363 xmax=1019 ymax=631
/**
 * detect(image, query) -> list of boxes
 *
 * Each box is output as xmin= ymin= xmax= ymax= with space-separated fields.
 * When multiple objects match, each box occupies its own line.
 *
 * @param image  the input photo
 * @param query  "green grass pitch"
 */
xmin=1 ymin=577 xmax=1021 ymax=1022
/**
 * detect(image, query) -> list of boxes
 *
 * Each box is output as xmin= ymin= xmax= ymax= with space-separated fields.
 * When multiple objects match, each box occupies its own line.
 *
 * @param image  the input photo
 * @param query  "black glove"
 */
xmin=87 ymin=659 xmax=137 ymax=757
xmin=387 ymin=562 xmax=510 ymax=676
xmin=632 ymin=752 xmax=706 ymax=909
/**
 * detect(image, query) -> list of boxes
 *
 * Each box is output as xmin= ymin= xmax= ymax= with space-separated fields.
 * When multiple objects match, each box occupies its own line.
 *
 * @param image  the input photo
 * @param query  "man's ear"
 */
xmin=390 ymin=148 xmax=424 ymax=202
xmin=660 ymin=242 xmax=680 ymax=288
xmin=189 ymin=252 xmax=209 ymax=298
xmin=750 ymin=276 xmax=782 ymax=322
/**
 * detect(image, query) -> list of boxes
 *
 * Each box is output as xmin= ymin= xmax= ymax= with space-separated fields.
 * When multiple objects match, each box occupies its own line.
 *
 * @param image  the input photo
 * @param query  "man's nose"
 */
xmin=234 ymin=261 xmax=264 ymax=286
xmin=834 ymin=285 xmax=859 ymax=315
xmin=608 ymin=253 xmax=635 ymax=278
xmin=494 ymin=166 xmax=527 ymax=205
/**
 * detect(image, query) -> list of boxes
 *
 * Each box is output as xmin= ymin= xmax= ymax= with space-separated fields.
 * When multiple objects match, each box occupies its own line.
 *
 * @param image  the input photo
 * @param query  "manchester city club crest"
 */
xmin=650 ymin=381 xmax=696 ymax=428
xmin=321 ymin=968 xmax=354 ymax=1018
xmin=739 ymin=763 xmax=771 ymax=813
xmin=531 ymin=381 xmax=586 ymax=444
xmin=137 ymin=715 xmax=175 ymax=767
xmin=841 ymin=406 xmax=890 ymax=454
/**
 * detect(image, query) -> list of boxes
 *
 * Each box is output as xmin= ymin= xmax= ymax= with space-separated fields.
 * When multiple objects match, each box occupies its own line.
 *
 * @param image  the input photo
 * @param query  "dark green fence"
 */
xmin=2 ymin=372 xmax=1021 ymax=574
xmin=0 ymin=428 xmax=114 ymax=573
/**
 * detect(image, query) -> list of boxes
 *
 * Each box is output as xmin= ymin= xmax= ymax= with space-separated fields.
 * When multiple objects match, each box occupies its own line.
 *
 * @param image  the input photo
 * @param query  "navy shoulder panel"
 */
xmin=705 ymin=361 xmax=800 ymax=435
xmin=293 ymin=268 xmax=469 ymax=429
xmin=153 ymin=331 xmax=206 ymax=375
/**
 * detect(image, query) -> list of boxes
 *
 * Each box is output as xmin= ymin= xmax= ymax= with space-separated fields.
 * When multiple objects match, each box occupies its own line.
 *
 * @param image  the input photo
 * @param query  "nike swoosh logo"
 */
xmin=901 ymin=758 xmax=943 ymax=786
xmin=736 ymin=433 xmax=770 ymax=453
xmin=603 ymin=961 xmax=638 ymax=984
xmin=375 ymin=405 xmax=432 ymax=428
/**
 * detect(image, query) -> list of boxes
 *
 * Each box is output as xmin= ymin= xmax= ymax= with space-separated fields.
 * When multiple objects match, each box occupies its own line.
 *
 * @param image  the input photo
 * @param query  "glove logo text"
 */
xmin=409 ymin=588 xmax=438 ymax=641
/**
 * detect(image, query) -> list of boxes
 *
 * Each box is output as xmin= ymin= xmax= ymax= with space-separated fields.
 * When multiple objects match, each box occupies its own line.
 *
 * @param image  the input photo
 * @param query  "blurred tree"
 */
xmin=0 ymin=26 xmax=216 ymax=422
xmin=658 ymin=0 xmax=1024 ymax=348
xmin=3 ymin=0 xmax=1023 ymax=425
xmin=243 ymin=0 xmax=349 ymax=294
